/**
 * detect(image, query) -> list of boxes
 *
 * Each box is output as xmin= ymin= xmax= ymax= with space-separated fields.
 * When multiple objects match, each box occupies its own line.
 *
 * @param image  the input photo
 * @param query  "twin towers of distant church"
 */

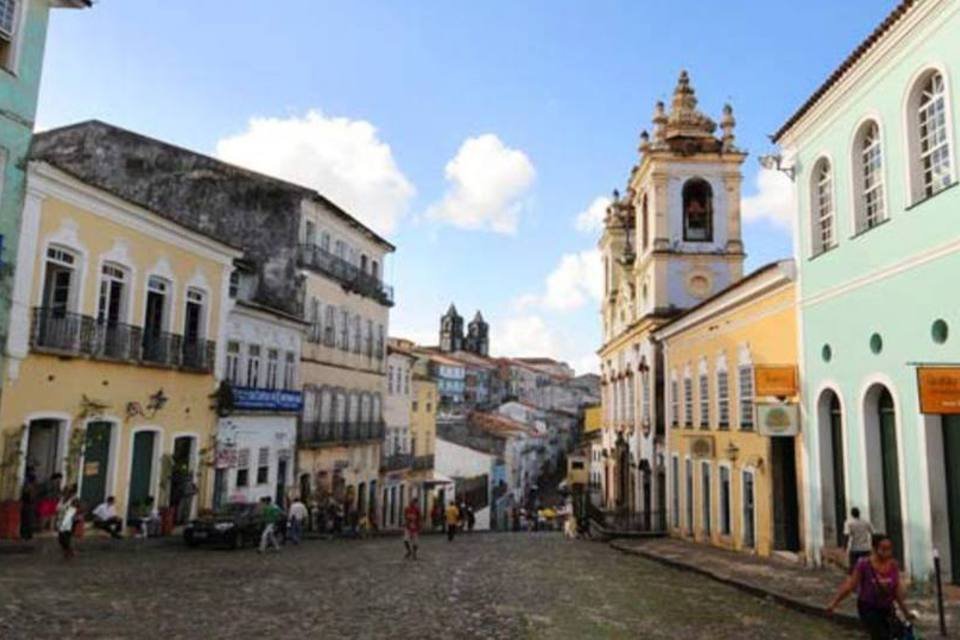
xmin=439 ymin=304 xmax=489 ymax=356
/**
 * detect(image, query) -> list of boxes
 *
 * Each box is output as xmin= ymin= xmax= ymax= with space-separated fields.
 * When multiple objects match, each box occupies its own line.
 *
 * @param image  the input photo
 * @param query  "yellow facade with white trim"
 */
xmin=0 ymin=163 xmax=239 ymax=526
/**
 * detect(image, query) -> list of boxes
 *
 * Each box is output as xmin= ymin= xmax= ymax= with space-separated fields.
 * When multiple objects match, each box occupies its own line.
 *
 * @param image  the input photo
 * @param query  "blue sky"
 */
xmin=36 ymin=1 xmax=896 ymax=373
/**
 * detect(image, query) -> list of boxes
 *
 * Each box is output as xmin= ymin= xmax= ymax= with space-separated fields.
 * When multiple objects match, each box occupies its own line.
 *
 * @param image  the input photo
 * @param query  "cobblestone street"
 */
xmin=0 ymin=532 xmax=859 ymax=639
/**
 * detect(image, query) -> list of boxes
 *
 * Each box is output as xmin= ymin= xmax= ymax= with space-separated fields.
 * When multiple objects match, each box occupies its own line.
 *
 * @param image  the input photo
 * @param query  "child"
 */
xmin=58 ymin=498 xmax=80 ymax=560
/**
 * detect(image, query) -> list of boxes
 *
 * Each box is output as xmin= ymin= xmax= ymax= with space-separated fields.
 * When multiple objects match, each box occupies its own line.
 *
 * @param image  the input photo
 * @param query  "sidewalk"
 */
xmin=610 ymin=536 xmax=960 ymax=638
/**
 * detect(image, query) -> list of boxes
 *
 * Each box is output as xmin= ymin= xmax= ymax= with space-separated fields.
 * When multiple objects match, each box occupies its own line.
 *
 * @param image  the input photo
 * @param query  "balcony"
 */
xmin=412 ymin=454 xmax=434 ymax=471
xmin=380 ymin=452 xmax=414 ymax=472
xmin=30 ymin=308 xmax=216 ymax=374
xmin=298 ymin=420 xmax=386 ymax=448
xmin=298 ymin=244 xmax=394 ymax=306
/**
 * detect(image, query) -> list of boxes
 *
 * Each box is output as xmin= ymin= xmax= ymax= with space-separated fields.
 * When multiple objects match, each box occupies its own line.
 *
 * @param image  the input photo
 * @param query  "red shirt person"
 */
xmin=403 ymin=501 xmax=421 ymax=560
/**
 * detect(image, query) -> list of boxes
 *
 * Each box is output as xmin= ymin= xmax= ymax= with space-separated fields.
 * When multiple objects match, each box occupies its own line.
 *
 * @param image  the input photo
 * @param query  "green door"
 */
xmin=80 ymin=422 xmax=112 ymax=508
xmin=128 ymin=431 xmax=156 ymax=521
xmin=878 ymin=389 xmax=904 ymax=564
xmin=942 ymin=415 xmax=960 ymax=583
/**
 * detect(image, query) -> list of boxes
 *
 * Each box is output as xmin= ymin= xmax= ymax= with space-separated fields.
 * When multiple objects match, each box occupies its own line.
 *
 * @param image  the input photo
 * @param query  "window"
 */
xmin=377 ymin=324 xmax=385 ymax=359
xmin=246 ymin=345 xmax=261 ymax=387
xmin=284 ymin=351 xmax=296 ymax=389
xmin=855 ymin=120 xmax=885 ymax=232
xmin=738 ymin=365 xmax=754 ymax=430
xmin=365 ymin=320 xmax=373 ymax=357
xmin=811 ymin=158 xmax=835 ymax=255
xmin=670 ymin=456 xmax=680 ymax=529
xmin=256 ymin=447 xmax=269 ymax=485
xmin=388 ymin=366 xmax=394 ymax=393
xmin=682 ymin=178 xmax=713 ymax=242
xmin=641 ymin=370 xmax=651 ymax=425
xmin=915 ymin=71 xmax=953 ymax=198
xmin=142 ymin=276 xmax=170 ymax=362
xmin=309 ymin=298 xmax=322 ymax=343
xmin=228 ymin=270 xmax=239 ymax=299
xmin=640 ymin=193 xmax=649 ymax=251
xmin=183 ymin=288 xmax=206 ymax=344
xmin=97 ymin=263 xmax=128 ymax=334
xmin=685 ymin=458 xmax=694 ymax=534
xmin=698 ymin=373 xmax=709 ymax=429
xmin=371 ymin=260 xmax=379 ymax=281
xmin=716 ymin=369 xmax=729 ymax=428
xmin=266 ymin=349 xmax=279 ymax=390
xmin=226 ymin=341 xmax=241 ymax=385
xmin=719 ymin=466 xmax=731 ymax=535
xmin=339 ymin=309 xmax=349 ymax=351
xmin=324 ymin=306 xmax=335 ymax=346
xmin=41 ymin=245 xmax=77 ymax=319
xmin=412 ymin=400 xmax=419 ymax=412
xmin=742 ymin=470 xmax=756 ymax=548
xmin=353 ymin=314 xmax=361 ymax=354
xmin=670 ymin=378 xmax=679 ymax=427
xmin=305 ymin=220 xmax=316 ymax=245
xmin=0 ymin=0 xmax=19 ymax=70
xmin=683 ymin=376 xmax=693 ymax=428
xmin=236 ymin=448 xmax=250 ymax=487
xmin=701 ymin=462 xmax=711 ymax=536
xmin=320 ymin=231 xmax=331 ymax=252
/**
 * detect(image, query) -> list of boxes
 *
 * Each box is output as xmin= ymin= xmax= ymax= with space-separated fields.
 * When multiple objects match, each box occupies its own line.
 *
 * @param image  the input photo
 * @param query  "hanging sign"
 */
xmin=757 ymin=402 xmax=800 ymax=437
xmin=755 ymin=366 xmax=799 ymax=397
xmin=917 ymin=367 xmax=960 ymax=414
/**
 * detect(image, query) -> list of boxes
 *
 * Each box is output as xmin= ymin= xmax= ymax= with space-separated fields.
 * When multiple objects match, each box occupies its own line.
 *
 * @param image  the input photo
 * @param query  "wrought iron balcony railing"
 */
xmin=298 ymin=244 xmax=394 ymax=306
xmin=380 ymin=452 xmax=414 ymax=472
xmin=412 ymin=454 xmax=434 ymax=471
xmin=298 ymin=420 xmax=386 ymax=447
xmin=30 ymin=308 xmax=216 ymax=374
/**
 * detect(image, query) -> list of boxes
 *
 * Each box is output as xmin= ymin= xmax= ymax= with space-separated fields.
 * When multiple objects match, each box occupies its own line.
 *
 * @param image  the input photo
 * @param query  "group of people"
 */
xmin=434 ymin=501 xmax=475 ymax=542
xmin=19 ymin=469 xmax=67 ymax=540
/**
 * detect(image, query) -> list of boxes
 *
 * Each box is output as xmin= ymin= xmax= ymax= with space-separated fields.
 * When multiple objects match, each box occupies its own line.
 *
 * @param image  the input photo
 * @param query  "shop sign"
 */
xmin=755 ymin=366 xmax=798 ymax=397
xmin=757 ymin=403 xmax=800 ymax=437
xmin=215 ymin=445 xmax=238 ymax=469
xmin=918 ymin=367 xmax=960 ymax=414
xmin=232 ymin=387 xmax=303 ymax=412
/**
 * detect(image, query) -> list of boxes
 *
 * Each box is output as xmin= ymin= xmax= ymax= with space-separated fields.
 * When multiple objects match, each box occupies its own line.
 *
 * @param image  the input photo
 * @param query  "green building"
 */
xmin=0 ymin=0 xmax=89 ymax=350
xmin=775 ymin=0 xmax=960 ymax=581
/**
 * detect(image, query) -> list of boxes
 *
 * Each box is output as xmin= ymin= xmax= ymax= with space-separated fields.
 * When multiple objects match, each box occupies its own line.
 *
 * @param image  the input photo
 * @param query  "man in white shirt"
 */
xmin=92 ymin=496 xmax=123 ymax=539
xmin=287 ymin=496 xmax=308 ymax=545
xmin=843 ymin=506 xmax=874 ymax=573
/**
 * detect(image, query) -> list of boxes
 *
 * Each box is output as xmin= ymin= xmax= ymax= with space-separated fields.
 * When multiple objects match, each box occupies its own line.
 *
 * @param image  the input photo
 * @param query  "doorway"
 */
xmin=80 ymin=421 xmax=112 ymax=508
xmin=171 ymin=436 xmax=195 ymax=525
xmin=942 ymin=415 xmax=960 ymax=583
xmin=743 ymin=470 xmax=756 ymax=549
xmin=877 ymin=388 xmax=904 ymax=563
xmin=128 ymin=431 xmax=157 ymax=522
xmin=25 ymin=419 xmax=63 ymax=483
xmin=771 ymin=437 xmax=801 ymax=551
xmin=276 ymin=456 xmax=288 ymax=507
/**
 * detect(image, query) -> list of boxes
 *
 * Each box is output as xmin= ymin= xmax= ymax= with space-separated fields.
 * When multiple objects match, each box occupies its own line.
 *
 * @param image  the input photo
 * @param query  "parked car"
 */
xmin=183 ymin=503 xmax=287 ymax=549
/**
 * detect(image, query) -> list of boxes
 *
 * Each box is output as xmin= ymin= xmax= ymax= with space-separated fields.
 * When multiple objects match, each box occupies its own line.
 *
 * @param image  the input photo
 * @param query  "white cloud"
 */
xmin=542 ymin=249 xmax=603 ymax=311
xmin=425 ymin=134 xmax=535 ymax=234
xmin=742 ymin=169 xmax=795 ymax=231
xmin=216 ymin=110 xmax=415 ymax=236
xmin=492 ymin=314 xmax=598 ymax=376
xmin=574 ymin=196 xmax=611 ymax=234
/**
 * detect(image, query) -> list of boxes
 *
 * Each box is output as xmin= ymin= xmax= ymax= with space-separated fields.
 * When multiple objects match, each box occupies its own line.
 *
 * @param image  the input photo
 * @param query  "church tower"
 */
xmin=628 ymin=70 xmax=746 ymax=318
xmin=439 ymin=303 xmax=464 ymax=353
xmin=465 ymin=311 xmax=489 ymax=356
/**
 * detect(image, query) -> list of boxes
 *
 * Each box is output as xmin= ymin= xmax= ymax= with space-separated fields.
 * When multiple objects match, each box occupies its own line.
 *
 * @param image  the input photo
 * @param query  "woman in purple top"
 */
xmin=827 ymin=534 xmax=913 ymax=639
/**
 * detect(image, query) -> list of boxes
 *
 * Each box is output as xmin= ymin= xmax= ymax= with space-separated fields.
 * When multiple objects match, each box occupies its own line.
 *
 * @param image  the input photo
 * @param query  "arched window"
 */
xmin=641 ymin=192 xmax=650 ymax=251
xmin=682 ymin=179 xmax=713 ymax=242
xmin=811 ymin=158 xmax=835 ymax=255
xmin=909 ymin=70 xmax=953 ymax=200
xmin=853 ymin=120 xmax=885 ymax=232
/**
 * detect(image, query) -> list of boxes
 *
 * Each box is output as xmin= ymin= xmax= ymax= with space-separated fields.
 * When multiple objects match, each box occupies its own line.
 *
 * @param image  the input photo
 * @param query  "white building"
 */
xmin=381 ymin=345 xmax=415 ymax=528
xmin=434 ymin=436 xmax=496 ymax=530
xmin=215 ymin=287 xmax=304 ymax=507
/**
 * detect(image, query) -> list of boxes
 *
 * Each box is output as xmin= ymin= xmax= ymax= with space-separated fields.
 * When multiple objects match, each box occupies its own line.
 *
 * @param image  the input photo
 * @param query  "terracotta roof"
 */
xmin=468 ymin=411 xmax=538 ymax=438
xmin=773 ymin=1 xmax=916 ymax=142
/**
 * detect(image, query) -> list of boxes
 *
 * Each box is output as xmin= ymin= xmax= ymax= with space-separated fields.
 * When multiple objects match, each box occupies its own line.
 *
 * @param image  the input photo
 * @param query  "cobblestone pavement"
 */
xmin=0 ymin=532 xmax=861 ymax=639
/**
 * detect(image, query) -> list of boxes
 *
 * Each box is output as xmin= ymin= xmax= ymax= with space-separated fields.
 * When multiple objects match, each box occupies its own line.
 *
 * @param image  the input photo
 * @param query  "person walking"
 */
xmin=466 ymin=505 xmax=476 ymax=532
xmin=843 ymin=507 xmax=874 ymax=574
xmin=288 ymin=496 xmax=308 ymax=545
xmin=57 ymin=497 xmax=80 ymax=560
xmin=827 ymin=534 xmax=915 ymax=639
xmin=444 ymin=502 xmax=460 ymax=542
xmin=19 ymin=468 xmax=38 ymax=541
xmin=403 ymin=499 xmax=421 ymax=560
xmin=258 ymin=496 xmax=282 ymax=553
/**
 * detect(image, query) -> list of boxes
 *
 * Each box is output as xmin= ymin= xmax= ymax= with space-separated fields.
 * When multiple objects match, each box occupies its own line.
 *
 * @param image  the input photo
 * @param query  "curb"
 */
xmin=610 ymin=541 xmax=862 ymax=631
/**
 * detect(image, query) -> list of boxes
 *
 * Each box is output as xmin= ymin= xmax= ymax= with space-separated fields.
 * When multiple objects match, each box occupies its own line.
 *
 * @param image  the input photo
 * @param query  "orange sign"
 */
xmin=755 ymin=366 xmax=798 ymax=397
xmin=918 ymin=367 xmax=960 ymax=414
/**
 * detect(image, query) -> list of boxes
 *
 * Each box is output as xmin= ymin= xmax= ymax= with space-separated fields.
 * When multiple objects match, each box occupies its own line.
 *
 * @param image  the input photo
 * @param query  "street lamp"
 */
xmin=758 ymin=153 xmax=795 ymax=181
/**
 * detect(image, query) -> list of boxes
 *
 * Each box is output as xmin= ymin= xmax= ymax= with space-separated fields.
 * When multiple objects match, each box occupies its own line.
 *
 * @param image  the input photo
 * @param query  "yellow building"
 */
xmin=0 ymin=160 xmax=240 ymax=526
xmin=583 ymin=405 xmax=601 ymax=434
xmin=654 ymin=260 xmax=801 ymax=557
xmin=409 ymin=355 xmax=439 ymax=515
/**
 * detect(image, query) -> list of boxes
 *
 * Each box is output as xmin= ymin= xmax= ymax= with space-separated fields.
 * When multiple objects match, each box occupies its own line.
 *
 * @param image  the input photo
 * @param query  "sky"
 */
xmin=35 ymin=1 xmax=897 ymax=374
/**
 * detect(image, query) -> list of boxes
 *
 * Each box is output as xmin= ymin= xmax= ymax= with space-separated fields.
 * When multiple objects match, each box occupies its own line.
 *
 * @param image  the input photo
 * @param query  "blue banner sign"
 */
xmin=232 ymin=387 xmax=303 ymax=412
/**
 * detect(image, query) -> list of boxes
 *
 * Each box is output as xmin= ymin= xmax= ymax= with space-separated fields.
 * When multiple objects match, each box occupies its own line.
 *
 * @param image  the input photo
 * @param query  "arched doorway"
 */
xmin=816 ymin=389 xmax=846 ymax=547
xmin=614 ymin=433 xmax=629 ymax=512
xmin=864 ymin=384 xmax=903 ymax=562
